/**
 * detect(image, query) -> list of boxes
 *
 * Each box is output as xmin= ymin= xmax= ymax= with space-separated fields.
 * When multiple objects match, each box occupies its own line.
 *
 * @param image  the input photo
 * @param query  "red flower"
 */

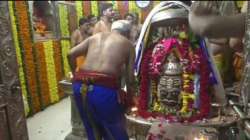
xmin=137 ymin=34 xmax=211 ymax=122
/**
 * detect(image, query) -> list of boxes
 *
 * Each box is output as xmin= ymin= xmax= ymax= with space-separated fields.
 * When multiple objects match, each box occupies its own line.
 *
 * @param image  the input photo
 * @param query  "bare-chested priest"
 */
xmin=67 ymin=20 xmax=136 ymax=140
xmin=93 ymin=2 xmax=114 ymax=34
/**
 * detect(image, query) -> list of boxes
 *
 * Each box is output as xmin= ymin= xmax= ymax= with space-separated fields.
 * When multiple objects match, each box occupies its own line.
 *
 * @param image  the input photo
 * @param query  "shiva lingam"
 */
xmin=158 ymin=52 xmax=182 ymax=114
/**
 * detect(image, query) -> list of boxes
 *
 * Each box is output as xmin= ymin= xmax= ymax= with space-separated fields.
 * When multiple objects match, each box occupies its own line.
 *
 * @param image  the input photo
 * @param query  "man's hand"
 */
xmin=126 ymin=95 xmax=139 ymax=114
xmin=190 ymin=1 xmax=219 ymax=16
xmin=118 ymin=90 xmax=138 ymax=113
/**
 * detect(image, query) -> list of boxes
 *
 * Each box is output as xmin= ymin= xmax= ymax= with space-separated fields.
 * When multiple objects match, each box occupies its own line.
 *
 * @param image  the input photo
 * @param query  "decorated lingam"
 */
xmin=158 ymin=52 xmax=182 ymax=114
xmin=134 ymin=4 xmax=217 ymax=121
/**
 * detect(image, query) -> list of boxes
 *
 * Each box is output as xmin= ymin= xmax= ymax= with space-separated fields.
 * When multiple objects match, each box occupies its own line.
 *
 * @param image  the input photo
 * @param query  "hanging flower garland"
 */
xmin=83 ymin=1 xmax=91 ymax=17
xmin=27 ymin=1 xmax=44 ymax=110
xmin=117 ymin=1 xmax=125 ymax=18
xmin=59 ymin=3 xmax=71 ymax=77
xmin=129 ymin=1 xmax=137 ymax=13
xmin=91 ymin=1 xmax=99 ymax=17
xmin=59 ymin=4 xmax=70 ymax=37
xmin=43 ymin=41 xmax=59 ymax=103
xmin=138 ymin=31 xmax=211 ymax=122
xmin=15 ymin=1 xmax=41 ymax=113
xmin=128 ymin=0 xmax=142 ymax=22
xmin=76 ymin=1 xmax=83 ymax=27
xmin=9 ymin=1 xmax=30 ymax=116
xmin=138 ymin=48 xmax=154 ymax=118
xmin=112 ymin=0 xmax=118 ymax=10
xmin=53 ymin=41 xmax=65 ymax=99
xmin=34 ymin=42 xmax=51 ymax=107
xmin=149 ymin=38 xmax=179 ymax=78
xmin=61 ymin=40 xmax=71 ymax=76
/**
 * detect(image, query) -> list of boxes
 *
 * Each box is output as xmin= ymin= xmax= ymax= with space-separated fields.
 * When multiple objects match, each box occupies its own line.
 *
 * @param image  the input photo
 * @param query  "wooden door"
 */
xmin=0 ymin=1 xmax=28 ymax=140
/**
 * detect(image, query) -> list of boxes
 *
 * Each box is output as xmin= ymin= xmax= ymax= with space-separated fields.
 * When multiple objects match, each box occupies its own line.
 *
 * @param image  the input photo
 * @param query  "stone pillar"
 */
xmin=64 ymin=95 xmax=87 ymax=140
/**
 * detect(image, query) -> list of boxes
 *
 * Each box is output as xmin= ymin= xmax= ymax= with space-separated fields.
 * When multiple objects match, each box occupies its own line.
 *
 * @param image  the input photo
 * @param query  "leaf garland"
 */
xmin=15 ymin=1 xmax=41 ymax=113
xmin=9 ymin=1 xmax=30 ymax=116
xmin=43 ymin=41 xmax=59 ymax=103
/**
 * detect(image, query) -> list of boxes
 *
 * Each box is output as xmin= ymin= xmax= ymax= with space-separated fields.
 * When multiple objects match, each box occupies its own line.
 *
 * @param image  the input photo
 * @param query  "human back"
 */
xmin=68 ymin=20 xmax=136 ymax=140
xmin=81 ymin=32 xmax=132 ymax=77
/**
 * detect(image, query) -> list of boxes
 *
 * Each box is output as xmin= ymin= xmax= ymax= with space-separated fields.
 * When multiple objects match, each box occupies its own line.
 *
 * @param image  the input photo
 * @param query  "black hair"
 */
xmin=87 ymin=15 xmax=95 ymax=20
xmin=99 ymin=2 xmax=113 ymax=16
xmin=79 ymin=17 xmax=88 ymax=26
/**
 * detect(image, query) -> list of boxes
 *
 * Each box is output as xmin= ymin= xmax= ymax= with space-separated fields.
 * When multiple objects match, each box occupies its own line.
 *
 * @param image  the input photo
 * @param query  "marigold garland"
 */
xmin=27 ymin=1 xmax=44 ymax=110
xmin=117 ymin=1 xmax=125 ymax=18
xmin=59 ymin=4 xmax=70 ymax=37
xmin=112 ymin=1 xmax=118 ymax=10
xmin=83 ymin=1 xmax=91 ymax=17
xmin=43 ymin=41 xmax=59 ymax=103
xmin=61 ymin=40 xmax=71 ymax=76
xmin=53 ymin=41 xmax=65 ymax=99
xmin=129 ymin=1 xmax=136 ymax=13
xmin=15 ymin=1 xmax=41 ymax=113
xmin=34 ymin=42 xmax=51 ymax=107
xmin=91 ymin=1 xmax=99 ymax=17
xmin=9 ymin=1 xmax=30 ymax=116
xmin=76 ymin=1 xmax=83 ymax=27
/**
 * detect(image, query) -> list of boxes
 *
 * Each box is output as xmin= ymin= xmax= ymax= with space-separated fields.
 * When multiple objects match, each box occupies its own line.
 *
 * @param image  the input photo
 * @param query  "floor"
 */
xmin=26 ymin=96 xmax=137 ymax=140
xmin=27 ymin=97 xmax=72 ymax=140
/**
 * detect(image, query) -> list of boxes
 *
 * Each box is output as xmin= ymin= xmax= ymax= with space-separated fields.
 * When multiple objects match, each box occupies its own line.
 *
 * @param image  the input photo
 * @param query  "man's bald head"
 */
xmin=111 ymin=20 xmax=131 ymax=38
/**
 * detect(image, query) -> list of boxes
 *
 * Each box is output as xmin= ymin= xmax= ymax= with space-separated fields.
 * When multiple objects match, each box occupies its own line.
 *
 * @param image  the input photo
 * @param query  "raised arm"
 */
xmin=70 ymin=30 xmax=79 ymax=48
xmin=67 ymin=37 xmax=90 ymax=73
xmin=189 ymin=2 xmax=246 ymax=38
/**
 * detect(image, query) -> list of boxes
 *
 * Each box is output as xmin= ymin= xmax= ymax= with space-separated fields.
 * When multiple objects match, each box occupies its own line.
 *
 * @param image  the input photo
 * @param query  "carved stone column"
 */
xmin=0 ymin=1 xmax=28 ymax=139
xmin=64 ymin=95 xmax=87 ymax=140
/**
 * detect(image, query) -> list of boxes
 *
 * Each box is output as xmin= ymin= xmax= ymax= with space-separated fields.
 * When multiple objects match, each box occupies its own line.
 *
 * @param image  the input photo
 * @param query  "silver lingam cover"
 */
xmin=158 ymin=53 xmax=182 ymax=114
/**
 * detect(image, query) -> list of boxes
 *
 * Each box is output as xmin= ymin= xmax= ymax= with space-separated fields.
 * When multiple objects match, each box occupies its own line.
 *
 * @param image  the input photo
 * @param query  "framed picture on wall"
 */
xmin=28 ymin=1 xmax=59 ymax=41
